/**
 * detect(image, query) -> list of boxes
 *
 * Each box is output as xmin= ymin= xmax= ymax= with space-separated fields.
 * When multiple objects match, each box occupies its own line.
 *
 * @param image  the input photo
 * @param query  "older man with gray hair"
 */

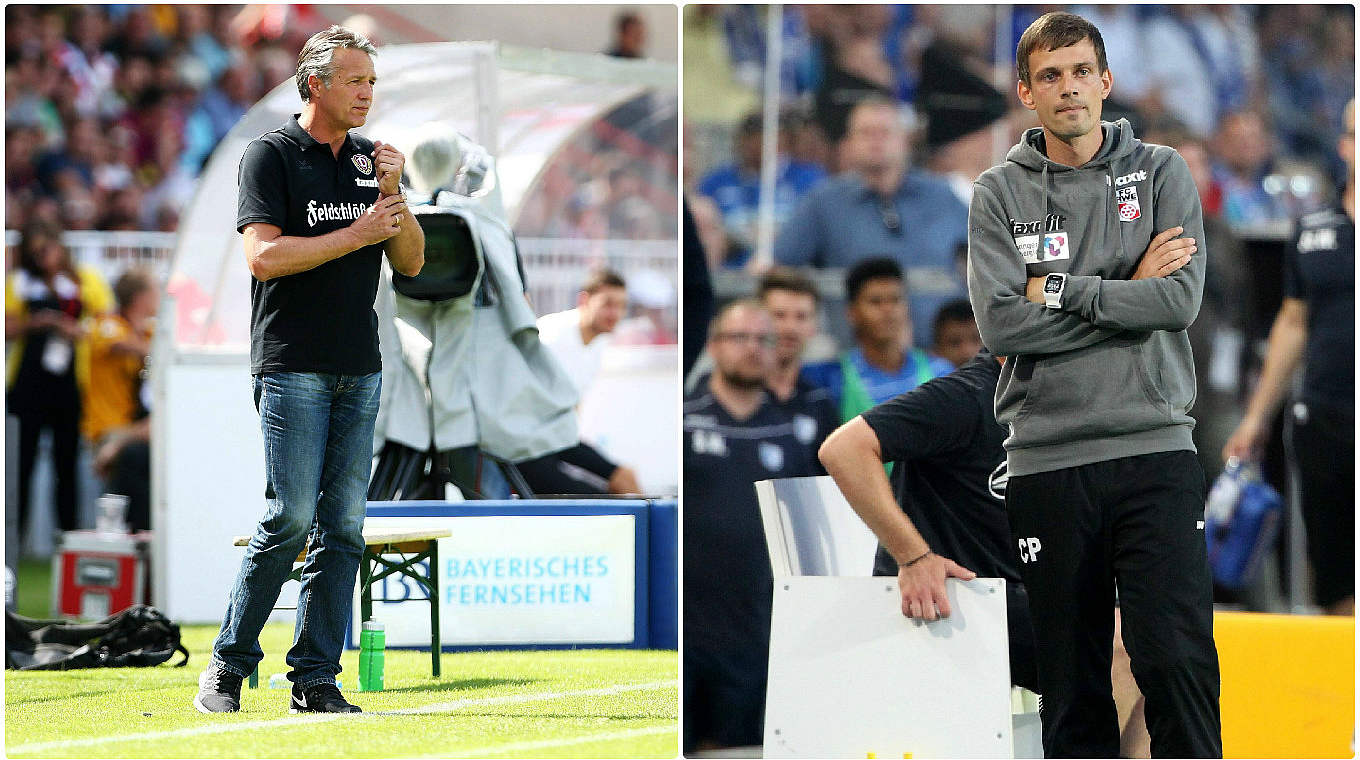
xmin=194 ymin=25 xmax=424 ymax=714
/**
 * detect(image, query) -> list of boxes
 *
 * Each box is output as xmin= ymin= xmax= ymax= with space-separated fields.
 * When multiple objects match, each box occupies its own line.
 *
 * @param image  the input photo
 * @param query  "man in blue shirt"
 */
xmin=697 ymin=112 xmax=826 ymax=269
xmin=804 ymin=258 xmax=954 ymax=422
xmin=774 ymin=97 xmax=969 ymax=347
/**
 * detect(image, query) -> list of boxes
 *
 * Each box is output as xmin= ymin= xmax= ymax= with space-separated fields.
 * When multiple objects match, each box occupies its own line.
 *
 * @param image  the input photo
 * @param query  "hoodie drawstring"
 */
xmin=1042 ymin=162 xmax=1051 ymax=220
xmin=1108 ymin=166 xmax=1127 ymax=269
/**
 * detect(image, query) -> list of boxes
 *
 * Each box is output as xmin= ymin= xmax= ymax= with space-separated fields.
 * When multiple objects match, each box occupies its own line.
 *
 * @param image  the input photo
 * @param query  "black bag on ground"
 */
xmin=6 ymin=605 xmax=190 ymax=670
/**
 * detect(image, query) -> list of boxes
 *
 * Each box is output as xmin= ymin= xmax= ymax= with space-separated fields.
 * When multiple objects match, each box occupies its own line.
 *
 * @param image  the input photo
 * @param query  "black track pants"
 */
xmin=1007 ymin=450 xmax=1222 ymax=758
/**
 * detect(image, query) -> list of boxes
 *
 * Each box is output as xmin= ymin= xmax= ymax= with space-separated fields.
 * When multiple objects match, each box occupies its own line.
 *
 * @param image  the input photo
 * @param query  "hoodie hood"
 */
xmin=1005 ymin=118 xmax=1139 ymax=172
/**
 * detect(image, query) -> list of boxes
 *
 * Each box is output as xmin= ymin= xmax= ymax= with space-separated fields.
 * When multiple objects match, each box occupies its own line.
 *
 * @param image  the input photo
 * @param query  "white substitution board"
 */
xmin=764 ymin=576 xmax=1016 ymax=758
xmin=352 ymin=509 xmax=639 ymax=647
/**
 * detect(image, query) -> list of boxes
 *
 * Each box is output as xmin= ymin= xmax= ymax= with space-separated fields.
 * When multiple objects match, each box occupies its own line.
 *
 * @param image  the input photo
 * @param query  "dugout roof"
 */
xmin=164 ymin=42 xmax=676 ymax=352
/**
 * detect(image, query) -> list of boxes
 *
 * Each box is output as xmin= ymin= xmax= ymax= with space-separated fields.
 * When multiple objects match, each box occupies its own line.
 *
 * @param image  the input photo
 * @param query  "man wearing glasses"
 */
xmin=774 ymin=97 xmax=968 ymax=348
xmin=683 ymin=300 xmax=820 ymax=753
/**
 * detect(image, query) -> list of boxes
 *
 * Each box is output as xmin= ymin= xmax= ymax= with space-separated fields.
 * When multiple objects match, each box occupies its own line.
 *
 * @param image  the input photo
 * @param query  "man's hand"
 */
xmin=373 ymin=141 xmax=405 ymax=197
xmin=350 ymin=194 xmax=407 ymax=246
xmin=1132 ymin=226 xmax=1196 ymax=280
xmin=1025 ymin=276 xmax=1045 ymax=304
xmin=1222 ymin=414 xmax=1268 ymax=463
xmin=897 ymin=552 xmax=976 ymax=621
xmin=94 ymin=437 xmax=123 ymax=479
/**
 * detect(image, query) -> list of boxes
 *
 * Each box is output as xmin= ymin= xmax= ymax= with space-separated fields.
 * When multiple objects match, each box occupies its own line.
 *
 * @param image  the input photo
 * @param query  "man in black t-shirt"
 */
xmin=820 ymin=350 xmax=1153 ymax=756
xmin=1225 ymin=100 xmax=1355 ymax=616
xmin=683 ymin=300 xmax=819 ymax=753
xmin=195 ymin=26 xmax=424 ymax=716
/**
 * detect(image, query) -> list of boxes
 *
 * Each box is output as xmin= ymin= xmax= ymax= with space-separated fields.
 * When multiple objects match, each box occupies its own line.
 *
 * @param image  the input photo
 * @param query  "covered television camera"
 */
xmin=370 ymin=127 xmax=578 ymax=499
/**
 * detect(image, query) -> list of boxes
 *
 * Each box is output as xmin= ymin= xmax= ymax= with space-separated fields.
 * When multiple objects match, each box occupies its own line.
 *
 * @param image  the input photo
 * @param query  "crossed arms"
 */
xmin=966 ymin=152 xmax=1205 ymax=357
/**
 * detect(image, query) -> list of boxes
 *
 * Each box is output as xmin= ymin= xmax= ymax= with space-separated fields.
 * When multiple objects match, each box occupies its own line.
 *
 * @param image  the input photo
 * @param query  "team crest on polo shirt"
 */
xmin=352 ymin=154 xmax=373 ymax=175
xmin=1116 ymin=186 xmax=1141 ymax=222
xmin=758 ymin=441 xmax=785 ymax=471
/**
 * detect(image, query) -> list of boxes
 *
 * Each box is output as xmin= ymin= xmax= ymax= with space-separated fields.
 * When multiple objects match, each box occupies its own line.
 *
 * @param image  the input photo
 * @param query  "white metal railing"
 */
xmin=517 ymin=237 xmax=676 ymax=317
xmin=4 ymin=230 xmax=177 ymax=284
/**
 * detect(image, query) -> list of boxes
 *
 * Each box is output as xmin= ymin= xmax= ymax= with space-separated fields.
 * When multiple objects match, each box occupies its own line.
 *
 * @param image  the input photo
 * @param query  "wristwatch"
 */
xmin=1042 ymin=272 xmax=1066 ymax=309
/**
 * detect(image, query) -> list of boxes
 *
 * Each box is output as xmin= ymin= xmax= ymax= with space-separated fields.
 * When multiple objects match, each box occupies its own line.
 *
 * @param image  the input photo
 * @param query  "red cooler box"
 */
xmin=51 ymin=530 xmax=152 ymax=619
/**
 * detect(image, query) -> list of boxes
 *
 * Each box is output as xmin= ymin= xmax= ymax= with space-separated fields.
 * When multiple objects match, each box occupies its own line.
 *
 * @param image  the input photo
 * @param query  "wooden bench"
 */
xmin=233 ymin=527 xmax=451 ymax=688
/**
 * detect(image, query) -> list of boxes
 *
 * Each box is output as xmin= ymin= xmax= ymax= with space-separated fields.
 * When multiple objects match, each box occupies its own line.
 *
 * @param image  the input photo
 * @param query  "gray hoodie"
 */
xmin=967 ymin=119 xmax=1205 ymax=477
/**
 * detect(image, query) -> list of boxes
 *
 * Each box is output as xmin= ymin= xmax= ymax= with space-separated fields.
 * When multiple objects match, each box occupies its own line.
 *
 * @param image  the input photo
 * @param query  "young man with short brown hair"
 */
xmin=967 ymin=11 xmax=1220 ymax=758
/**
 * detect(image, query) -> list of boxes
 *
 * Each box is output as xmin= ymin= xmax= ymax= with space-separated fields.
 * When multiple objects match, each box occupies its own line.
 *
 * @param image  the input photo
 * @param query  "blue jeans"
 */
xmin=210 ymin=371 xmax=380 ymax=687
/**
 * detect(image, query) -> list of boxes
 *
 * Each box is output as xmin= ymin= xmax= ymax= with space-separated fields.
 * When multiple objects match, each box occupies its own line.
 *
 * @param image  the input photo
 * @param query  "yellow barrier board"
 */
xmin=1215 ymin=611 xmax=1355 ymax=758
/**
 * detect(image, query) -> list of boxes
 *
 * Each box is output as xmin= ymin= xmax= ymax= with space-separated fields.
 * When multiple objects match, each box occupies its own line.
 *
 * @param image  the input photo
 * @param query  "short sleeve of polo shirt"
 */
xmin=861 ymin=370 xmax=980 ymax=464
xmin=237 ymin=139 xmax=287 ymax=233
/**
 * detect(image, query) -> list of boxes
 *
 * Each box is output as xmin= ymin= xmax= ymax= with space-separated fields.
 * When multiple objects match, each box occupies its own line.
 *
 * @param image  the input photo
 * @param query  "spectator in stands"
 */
xmin=5 ymin=221 xmax=113 ymax=546
xmin=807 ymin=6 xmax=897 ymax=146
xmin=1224 ymin=101 xmax=1354 ymax=617
xmin=930 ymin=298 xmax=981 ymax=368
xmin=1261 ymin=5 xmax=1355 ymax=184
xmin=774 ymin=97 xmax=969 ymax=348
xmin=915 ymin=41 xmax=1008 ymax=206
xmin=606 ymin=11 xmax=647 ymax=59
xmin=1139 ymin=7 xmax=1219 ymax=139
xmin=1212 ymin=110 xmax=1293 ymax=227
xmin=84 ymin=267 xmax=156 ymax=532
xmin=36 ymin=116 xmax=100 ymax=197
xmin=720 ymin=5 xmax=818 ymax=99
xmin=756 ymin=268 xmax=839 ymax=465
xmin=683 ymin=300 xmax=819 ymax=754
xmin=681 ymin=5 xmax=758 ymax=127
xmin=804 ymin=258 xmax=953 ymax=422
xmin=182 ymin=60 xmax=257 ymax=173
xmin=520 ymin=269 xmax=642 ymax=496
xmin=696 ymin=111 xmax=826 ymax=269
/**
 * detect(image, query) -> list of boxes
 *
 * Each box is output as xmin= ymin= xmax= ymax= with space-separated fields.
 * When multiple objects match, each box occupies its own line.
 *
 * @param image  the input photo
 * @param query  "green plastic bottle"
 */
xmin=358 ymin=619 xmax=385 ymax=692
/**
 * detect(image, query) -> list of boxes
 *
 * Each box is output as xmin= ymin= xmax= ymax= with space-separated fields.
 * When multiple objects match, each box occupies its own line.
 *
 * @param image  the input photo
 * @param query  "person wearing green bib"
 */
xmin=803 ymin=258 xmax=955 ymax=423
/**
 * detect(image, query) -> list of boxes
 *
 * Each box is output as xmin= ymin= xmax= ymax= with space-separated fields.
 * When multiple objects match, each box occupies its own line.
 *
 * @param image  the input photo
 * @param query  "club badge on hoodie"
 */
xmin=1114 ymin=169 xmax=1147 ymax=222
xmin=1117 ymin=186 xmax=1141 ymax=221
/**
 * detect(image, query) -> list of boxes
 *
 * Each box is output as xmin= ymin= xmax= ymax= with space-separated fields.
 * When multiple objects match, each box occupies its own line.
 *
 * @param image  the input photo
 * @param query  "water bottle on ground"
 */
xmin=358 ymin=619 xmax=385 ymax=692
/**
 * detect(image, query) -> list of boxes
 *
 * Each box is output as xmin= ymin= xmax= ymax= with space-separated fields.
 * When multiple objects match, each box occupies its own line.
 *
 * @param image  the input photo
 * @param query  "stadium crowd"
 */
xmin=5 ymin=5 xmax=674 ymax=244
xmin=683 ymin=4 xmax=1353 ymax=754
xmin=688 ymin=4 xmax=1352 ymax=269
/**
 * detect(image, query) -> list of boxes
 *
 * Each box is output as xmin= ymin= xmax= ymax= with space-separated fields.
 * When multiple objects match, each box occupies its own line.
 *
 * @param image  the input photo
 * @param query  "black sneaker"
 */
xmin=193 ymin=664 xmax=243 ymax=713
xmin=289 ymin=681 xmax=361 ymax=714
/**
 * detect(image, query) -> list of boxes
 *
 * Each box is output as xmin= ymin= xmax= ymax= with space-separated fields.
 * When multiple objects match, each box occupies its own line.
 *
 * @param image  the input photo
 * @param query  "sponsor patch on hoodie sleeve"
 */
xmin=1011 ymin=214 xmax=1069 ymax=263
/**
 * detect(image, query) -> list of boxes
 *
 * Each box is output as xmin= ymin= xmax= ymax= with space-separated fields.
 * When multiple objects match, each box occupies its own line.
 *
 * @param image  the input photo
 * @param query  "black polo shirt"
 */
xmin=1283 ymin=206 xmax=1354 ymax=416
xmin=769 ymin=374 xmax=838 ymax=475
xmin=237 ymin=114 xmax=385 ymax=375
xmin=682 ymin=377 xmax=819 ymax=654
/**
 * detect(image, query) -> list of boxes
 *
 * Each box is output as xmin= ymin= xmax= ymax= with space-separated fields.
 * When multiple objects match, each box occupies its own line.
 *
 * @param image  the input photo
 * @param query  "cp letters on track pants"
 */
xmin=1007 ymin=450 xmax=1222 ymax=759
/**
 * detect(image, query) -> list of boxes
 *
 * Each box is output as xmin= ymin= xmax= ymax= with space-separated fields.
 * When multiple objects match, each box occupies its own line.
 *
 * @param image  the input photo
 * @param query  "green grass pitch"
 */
xmin=5 ymin=562 xmax=677 ymax=758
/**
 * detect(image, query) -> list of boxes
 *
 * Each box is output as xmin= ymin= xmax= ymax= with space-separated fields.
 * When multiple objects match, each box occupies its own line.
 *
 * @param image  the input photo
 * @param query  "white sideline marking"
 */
xmin=430 ymin=725 xmax=675 ymax=758
xmin=6 ymin=679 xmax=676 ymax=755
